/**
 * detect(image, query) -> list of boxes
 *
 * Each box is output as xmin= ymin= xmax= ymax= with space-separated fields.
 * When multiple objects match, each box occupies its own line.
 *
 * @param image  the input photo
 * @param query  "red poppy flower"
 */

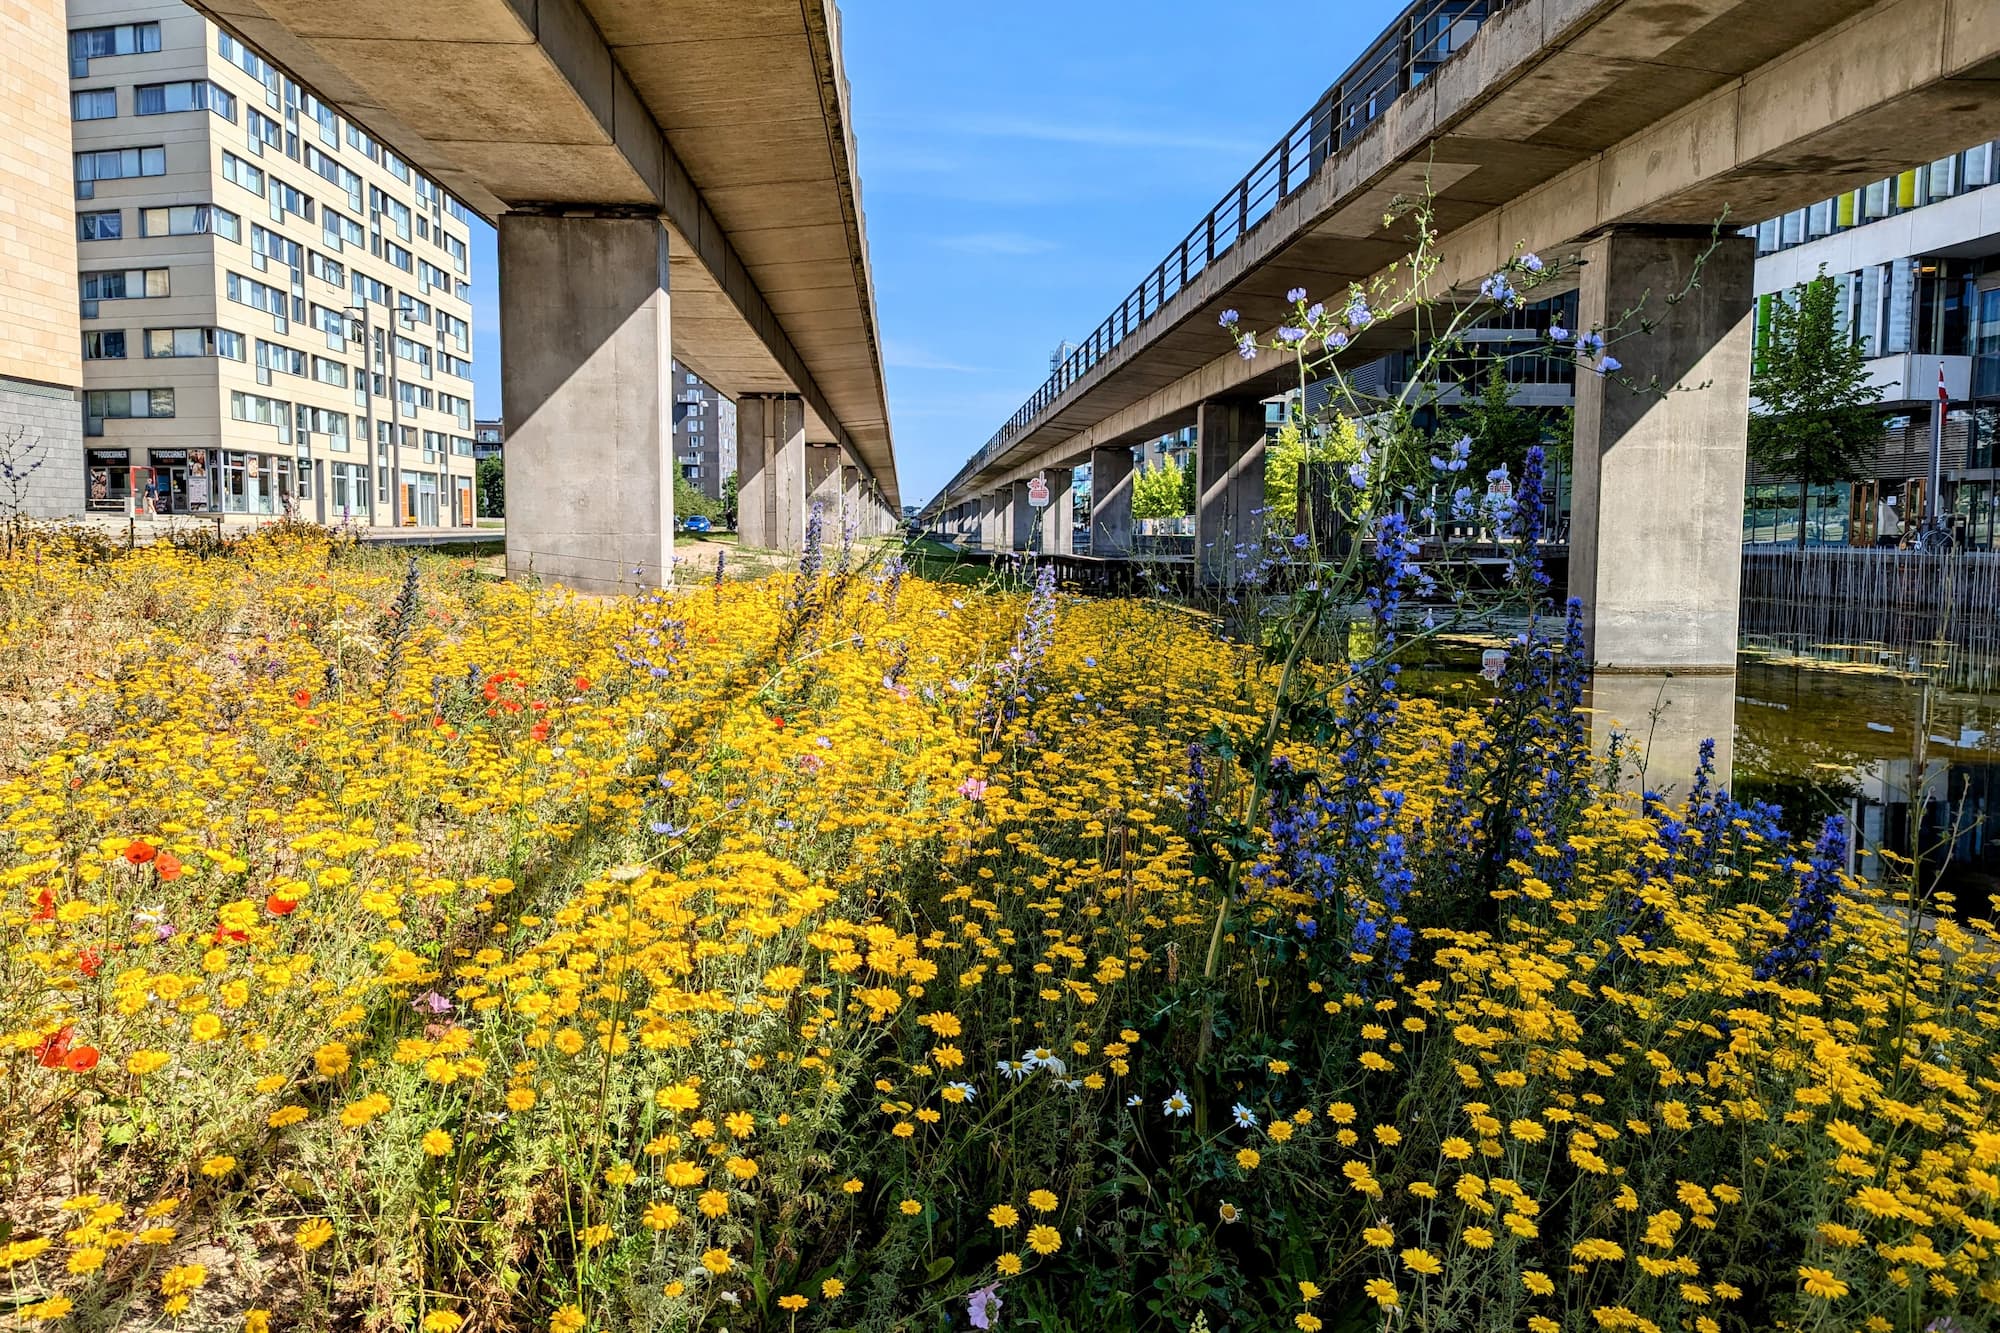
xmin=63 ymin=1046 xmax=101 ymax=1072
xmin=123 ymin=840 xmax=157 ymax=865
xmin=529 ymin=721 xmax=550 ymax=742
xmin=771 ymin=716 xmax=786 ymax=728
xmin=154 ymin=852 xmax=183 ymax=882
xmin=293 ymin=688 xmax=312 ymax=707
xmin=34 ymin=1026 xmax=72 ymax=1068
xmin=32 ymin=888 xmax=55 ymax=922
xmin=78 ymin=948 xmax=102 ymax=978
xmin=266 ymin=894 xmax=298 ymax=916
xmin=213 ymin=924 xmax=248 ymax=944
xmin=574 ymin=675 xmax=592 ymax=692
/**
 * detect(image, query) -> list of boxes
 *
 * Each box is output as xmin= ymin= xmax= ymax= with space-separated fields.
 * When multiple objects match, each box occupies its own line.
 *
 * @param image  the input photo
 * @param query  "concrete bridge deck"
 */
xmin=186 ymin=0 xmax=899 ymax=589
xmin=925 ymin=0 xmax=2000 ymax=670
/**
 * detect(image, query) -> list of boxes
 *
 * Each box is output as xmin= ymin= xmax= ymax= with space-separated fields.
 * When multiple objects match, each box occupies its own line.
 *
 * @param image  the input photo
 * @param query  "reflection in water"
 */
xmin=1406 ymin=639 xmax=2000 ymax=919
xmin=1585 ymin=672 xmax=1737 ymax=800
xmin=1734 ymin=655 xmax=2000 ymax=918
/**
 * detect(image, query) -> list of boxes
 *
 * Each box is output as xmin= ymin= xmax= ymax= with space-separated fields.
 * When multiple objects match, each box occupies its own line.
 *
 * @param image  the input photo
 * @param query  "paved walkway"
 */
xmin=61 ymin=514 xmax=501 ymax=546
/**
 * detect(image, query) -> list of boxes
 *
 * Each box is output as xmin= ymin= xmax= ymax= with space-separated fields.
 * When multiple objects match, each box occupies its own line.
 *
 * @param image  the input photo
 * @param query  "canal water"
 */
xmin=1406 ymin=639 xmax=2000 ymax=919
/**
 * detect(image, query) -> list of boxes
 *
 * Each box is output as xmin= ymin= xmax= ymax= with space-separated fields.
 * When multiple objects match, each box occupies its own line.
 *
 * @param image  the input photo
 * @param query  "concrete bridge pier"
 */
xmin=1043 ymin=467 xmax=1075 ymax=555
xmin=980 ymin=491 xmax=1007 ymax=550
xmin=499 ymin=213 xmax=672 ymax=594
xmin=737 ymin=394 xmax=810 ymax=551
xmin=1571 ymin=227 xmax=1755 ymax=672
xmin=1009 ymin=480 xmax=1036 ymax=552
xmin=841 ymin=463 xmax=862 ymax=535
xmin=1089 ymin=447 xmax=1134 ymax=556
xmin=806 ymin=445 xmax=843 ymax=536
xmin=1195 ymin=399 xmax=1268 ymax=583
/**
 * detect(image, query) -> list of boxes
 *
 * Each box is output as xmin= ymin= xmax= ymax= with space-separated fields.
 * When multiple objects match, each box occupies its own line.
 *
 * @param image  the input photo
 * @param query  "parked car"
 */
xmin=681 ymin=515 xmax=713 ymax=535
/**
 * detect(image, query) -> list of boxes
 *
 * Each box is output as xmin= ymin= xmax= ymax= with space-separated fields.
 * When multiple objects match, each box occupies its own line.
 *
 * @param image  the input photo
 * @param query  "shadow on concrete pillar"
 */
xmin=1010 ymin=480 xmax=1036 ymax=552
xmin=1044 ymin=467 xmax=1075 ymax=555
xmin=737 ymin=395 xmax=807 ymax=551
xmin=1196 ymin=399 xmax=1268 ymax=583
xmin=1572 ymin=227 xmax=1754 ymax=670
xmin=499 ymin=213 xmax=670 ymax=593
xmin=1089 ymin=447 xmax=1134 ymax=556
xmin=1586 ymin=670 xmax=1737 ymax=803
xmin=840 ymin=463 xmax=862 ymax=536
xmin=805 ymin=445 xmax=842 ymax=536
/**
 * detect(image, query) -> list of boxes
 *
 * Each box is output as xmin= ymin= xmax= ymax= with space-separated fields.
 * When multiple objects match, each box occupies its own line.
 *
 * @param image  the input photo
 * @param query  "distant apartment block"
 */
xmin=473 ymin=418 xmax=502 ymax=460
xmin=66 ymin=0 xmax=479 ymax=525
xmin=1 ymin=0 xmax=86 ymax=517
xmin=1747 ymin=141 xmax=2000 ymax=547
xmin=671 ymin=360 xmax=735 ymax=502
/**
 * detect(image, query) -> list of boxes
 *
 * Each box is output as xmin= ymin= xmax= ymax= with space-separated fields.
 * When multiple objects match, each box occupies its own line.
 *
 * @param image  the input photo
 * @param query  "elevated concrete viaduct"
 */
xmin=925 ymin=0 xmax=2000 ymax=671
xmin=186 ymin=0 xmax=898 ymax=590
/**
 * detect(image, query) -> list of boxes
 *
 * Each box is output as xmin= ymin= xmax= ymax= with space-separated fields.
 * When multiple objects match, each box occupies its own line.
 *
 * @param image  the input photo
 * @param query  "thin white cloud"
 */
xmin=948 ymin=114 xmax=1261 ymax=156
xmin=932 ymin=231 xmax=1058 ymax=257
xmin=883 ymin=339 xmax=989 ymax=374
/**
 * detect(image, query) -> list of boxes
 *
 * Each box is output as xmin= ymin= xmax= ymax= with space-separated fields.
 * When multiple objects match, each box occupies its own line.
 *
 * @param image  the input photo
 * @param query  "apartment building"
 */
xmin=1748 ymin=140 xmax=2000 ymax=548
xmin=671 ymin=360 xmax=736 ymax=502
xmin=1 ymin=0 xmax=85 ymax=517
xmin=67 ymin=0 xmax=478 ymax=525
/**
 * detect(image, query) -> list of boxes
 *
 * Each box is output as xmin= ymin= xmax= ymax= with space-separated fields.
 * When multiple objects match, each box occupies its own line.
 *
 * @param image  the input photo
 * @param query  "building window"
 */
xmin=145 ymin=327 xmax=242 ymax=359
xmin=134 ymin=80 xmax=236 ymax=121
xmin=301 ymin=93 xmax=338 ymax=146
xmin=84 ymin=388 xmax=174 ymax=434
xmin=80 ymin=268 xmax=169 ymax=301
xmin=307 ymin=251 xmax=345 ymax=288
xmin=251 ymin=224 xmax=304 ymax=269
xmin=77 ymin=210 xmax=122 ymax=241
xmin=256 ymin=339 xmax=306 ymax=377
xmin=216 ymin=30 xmax=279 ymax=94
xmin=74 ymin=146 xmax=166 ymax=191
xmin=83 ymin=330 xmax=127 ymax=360
xmin=269 ymin=180 xmax=315 ymax=223
xmin=226 ymin=271 xmax=289 ymax=319
xmin=140 ymin=204 xmax=237 ymax=240
xmin=230 ymin=390 xmax=291 ymax=435
xmin=69 ymin=22 xmax=160 ymax=75
xmin=330 ymin=462 xmax=370 ymax=515
xmin=311 ymin=357 xmax=348 ymax=388
xmin=72 ymin=89 xmax=117 ymax=120
xmin=247 ymin=108 xmax=283 ymax=152
xmin=221 ymin=152 xmax=266 ymax=197
xmin=297 ymin=405 xmax=349 ymax=446
xmin=382 ymin=240 xmax=413 ymax=273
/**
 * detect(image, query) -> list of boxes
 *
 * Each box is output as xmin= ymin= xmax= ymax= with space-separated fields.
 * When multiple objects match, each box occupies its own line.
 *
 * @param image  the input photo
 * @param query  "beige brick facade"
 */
xmin=0 ymin=0 xmax=83 ymax=389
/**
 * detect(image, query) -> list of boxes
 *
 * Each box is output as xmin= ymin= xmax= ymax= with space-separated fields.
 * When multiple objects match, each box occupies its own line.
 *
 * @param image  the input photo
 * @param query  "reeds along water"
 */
xmin=1740 ymin=547 xmax=2000 ymax=688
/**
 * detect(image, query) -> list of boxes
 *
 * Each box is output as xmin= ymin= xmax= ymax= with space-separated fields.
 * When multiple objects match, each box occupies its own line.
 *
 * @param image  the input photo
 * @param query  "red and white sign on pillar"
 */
xmin=1027 ymin=474 xmax=1051 ymax=509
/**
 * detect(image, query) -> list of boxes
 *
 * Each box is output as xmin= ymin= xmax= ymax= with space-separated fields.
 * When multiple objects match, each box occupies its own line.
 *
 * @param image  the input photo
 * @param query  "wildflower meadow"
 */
xmin=0 ymin=516 xmax=1994 ymax=1333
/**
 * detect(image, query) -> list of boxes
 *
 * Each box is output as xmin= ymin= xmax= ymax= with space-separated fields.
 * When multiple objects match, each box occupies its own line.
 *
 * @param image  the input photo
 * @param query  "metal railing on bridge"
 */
xmin=943 ymin=0 xmax=1515 ymax=504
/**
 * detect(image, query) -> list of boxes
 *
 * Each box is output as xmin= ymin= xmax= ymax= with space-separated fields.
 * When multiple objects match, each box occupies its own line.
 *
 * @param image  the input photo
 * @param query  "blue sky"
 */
xmin=468 ymin=2 xmax=1410 ymax=506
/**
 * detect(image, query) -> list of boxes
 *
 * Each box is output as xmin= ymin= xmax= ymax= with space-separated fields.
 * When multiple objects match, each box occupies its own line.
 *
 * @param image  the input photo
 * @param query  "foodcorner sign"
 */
xmin=1027 ymin=475 xmax=1051 ymax=508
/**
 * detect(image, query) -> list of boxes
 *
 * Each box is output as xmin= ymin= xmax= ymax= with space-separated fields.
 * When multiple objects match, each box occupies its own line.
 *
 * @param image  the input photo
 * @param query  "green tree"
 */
xmin=1264 ymin=414 xmax=1364 ymax=531
xmin=1452 ymin=360 xmax=1545 ymax=482
xmin=1749 ymin=268 xmax=1881 ymax=546
xmin=674 ymin=470 xmax=722 ymax=526
xmin=475 ymin=454 xmax=504 ymax=519
xmin=1132 ymin=457 xmax=1190 ymax=519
